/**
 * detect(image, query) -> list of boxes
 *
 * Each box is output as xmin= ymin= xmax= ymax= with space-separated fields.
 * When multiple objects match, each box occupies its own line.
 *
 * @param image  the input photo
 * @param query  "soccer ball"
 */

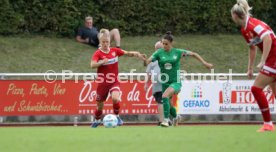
xmin=103 ymin=114 xmax=118 ymax=128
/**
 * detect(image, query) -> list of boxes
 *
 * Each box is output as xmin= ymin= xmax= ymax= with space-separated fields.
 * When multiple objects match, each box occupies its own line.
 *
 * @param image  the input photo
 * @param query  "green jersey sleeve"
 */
xmin=179 ymin=49 xmax=192 ymax=57
xmin=151 ymin=49 xmax=161 ymax=62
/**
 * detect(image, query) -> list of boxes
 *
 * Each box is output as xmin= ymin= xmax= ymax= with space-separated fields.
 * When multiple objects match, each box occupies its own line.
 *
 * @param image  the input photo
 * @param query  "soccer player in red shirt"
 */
xmin=90 ymin=29 xmax=146 ymax=128
xmin=231 ymin=0 xmax=275 ymax=132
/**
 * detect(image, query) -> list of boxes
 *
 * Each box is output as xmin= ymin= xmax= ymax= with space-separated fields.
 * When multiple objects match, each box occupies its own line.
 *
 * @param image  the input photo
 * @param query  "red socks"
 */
xmin=94 ymin=102 xmax=120 ymax=120
xmin=251 ymin=86 xmax=271 ymax=122
xmin=94 ymin=102 xmax=120 ymax=119
xmin=113 ymin=102 xmax=120 ymax=115
xmin=94 ymin=110 xmax=102 ymax=120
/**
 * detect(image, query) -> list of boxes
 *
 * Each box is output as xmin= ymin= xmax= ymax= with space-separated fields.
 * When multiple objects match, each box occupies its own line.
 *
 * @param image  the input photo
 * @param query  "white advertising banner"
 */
xmin=178 ymin=80 xmax=276 ymax=114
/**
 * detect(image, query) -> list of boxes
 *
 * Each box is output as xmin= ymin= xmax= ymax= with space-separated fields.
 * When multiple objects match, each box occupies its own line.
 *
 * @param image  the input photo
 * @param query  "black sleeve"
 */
xmin=76 ymin=28 xmax=83 ymax=37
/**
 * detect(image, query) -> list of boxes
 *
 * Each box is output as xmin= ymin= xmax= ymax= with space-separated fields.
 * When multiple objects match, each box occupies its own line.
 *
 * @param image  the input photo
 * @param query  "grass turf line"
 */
xmin=0 ymin=126 xmax=275 ymax=152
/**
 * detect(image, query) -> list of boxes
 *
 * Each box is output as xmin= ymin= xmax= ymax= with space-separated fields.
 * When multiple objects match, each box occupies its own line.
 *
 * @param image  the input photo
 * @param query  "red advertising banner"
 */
xmin=0 ymin=80 xmax=158 ymax=116
xmin=219 ymin=90 xmax=275 ymax=104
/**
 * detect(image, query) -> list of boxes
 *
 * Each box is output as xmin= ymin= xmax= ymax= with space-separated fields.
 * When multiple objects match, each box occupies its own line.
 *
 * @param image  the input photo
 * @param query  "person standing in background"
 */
xmin=144 ymin=41 xmax=164 ymax=125
xmin=76 ymin=16 xmax=121 ymax=48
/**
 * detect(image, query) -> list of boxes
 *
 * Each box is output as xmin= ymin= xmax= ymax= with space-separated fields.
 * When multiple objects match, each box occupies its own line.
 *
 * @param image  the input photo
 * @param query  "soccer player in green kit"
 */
xmin=144 ymin=31 xmax=213 ymax=127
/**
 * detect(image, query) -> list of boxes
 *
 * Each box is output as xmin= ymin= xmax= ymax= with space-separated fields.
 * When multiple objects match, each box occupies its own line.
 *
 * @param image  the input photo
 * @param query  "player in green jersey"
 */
xmin=144 ymin=31 xmax=213 ymax=127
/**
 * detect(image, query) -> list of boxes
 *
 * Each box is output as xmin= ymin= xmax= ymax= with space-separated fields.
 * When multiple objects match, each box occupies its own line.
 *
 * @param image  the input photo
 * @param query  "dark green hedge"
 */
xmin=0 ymin=0 xmax=275 ymax=36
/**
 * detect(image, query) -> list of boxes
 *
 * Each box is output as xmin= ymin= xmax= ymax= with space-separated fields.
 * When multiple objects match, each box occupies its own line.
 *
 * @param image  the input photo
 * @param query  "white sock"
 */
xmin=264 ymin=121 xmax=273 ymax=125
xmin=164 ymin=119 xmax=169 ymax=123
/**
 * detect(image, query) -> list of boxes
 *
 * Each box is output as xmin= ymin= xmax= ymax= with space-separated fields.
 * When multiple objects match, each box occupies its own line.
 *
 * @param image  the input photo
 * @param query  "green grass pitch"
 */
xmin=0 ymin=125 xmax=275 ymax=152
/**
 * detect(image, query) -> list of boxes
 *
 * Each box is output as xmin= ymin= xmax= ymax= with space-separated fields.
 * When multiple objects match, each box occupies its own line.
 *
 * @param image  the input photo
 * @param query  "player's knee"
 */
xmin=112 ymin=28 xmax=119 ymax=33
xmin=111 ymin=28 xmax=120 ymax=36
xmin=162 ymin=94 xmax=168 ymax=99
xmin=112 ymin=97 xmax=120 ymax=103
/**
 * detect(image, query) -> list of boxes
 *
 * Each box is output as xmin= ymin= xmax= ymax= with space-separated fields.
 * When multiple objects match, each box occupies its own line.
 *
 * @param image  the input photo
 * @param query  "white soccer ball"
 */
xmin=103 ymin=114 xmax=118 ymax=128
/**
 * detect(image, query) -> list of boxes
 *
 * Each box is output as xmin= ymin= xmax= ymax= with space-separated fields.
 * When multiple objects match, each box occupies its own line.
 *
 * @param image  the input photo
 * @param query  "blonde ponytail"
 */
xmin=237 ymin=0 xmax=252 ymax=15
xmin=231 ymin=0 xmax=252 ymax=18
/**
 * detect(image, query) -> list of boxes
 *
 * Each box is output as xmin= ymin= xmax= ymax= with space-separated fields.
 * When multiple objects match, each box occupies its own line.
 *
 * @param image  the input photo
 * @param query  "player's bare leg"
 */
xmin=252 ymin=73 xmax=275 ymax=132
xmin=157 ymin=103 xmax=164 ymax=125
xmin=154 ymin=92 xmax=164 ymax=126
xmin=111 ymin=90 xmax=123 ymax=126
xmin=110 ymin=28 xmax=121 ymax=48
xmin=269 ymin=81 xmax=276 ymax=95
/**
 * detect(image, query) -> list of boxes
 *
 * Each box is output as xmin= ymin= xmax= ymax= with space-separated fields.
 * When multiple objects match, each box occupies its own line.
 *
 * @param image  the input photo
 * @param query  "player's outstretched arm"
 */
xmin=90 ymin=58 xmax=108 ymax=69
xmin=189 ymin=51 xmax=213 ymax=69
xmin=76 ymin=36 xmax=89 ymax=44
xmin=257 ymin=35 xmax=272 ymax=70
xmin=247 ymin=45 xmax=257 ymax=79
xmin=124 ymin=51 xmax=147 ymax=60
xmin=144 ymin=57 xmax=153 ymax=66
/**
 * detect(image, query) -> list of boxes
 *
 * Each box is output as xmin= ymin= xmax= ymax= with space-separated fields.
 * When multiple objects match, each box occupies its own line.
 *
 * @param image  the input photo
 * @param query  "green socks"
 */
xmin=163 ymin=97 xmax=177 ymax=119
xmin=170 ymin=106 xmax=177 ymax=118
xmin=162 ymin=97 xmax=170 ymax=119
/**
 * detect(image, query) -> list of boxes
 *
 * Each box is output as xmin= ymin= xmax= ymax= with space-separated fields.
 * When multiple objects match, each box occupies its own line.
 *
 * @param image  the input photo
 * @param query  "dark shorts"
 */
xmin=153 ymin=92 xmax=163 ymax=104
xmin=96 ymin=82 xmax=120 ymax=102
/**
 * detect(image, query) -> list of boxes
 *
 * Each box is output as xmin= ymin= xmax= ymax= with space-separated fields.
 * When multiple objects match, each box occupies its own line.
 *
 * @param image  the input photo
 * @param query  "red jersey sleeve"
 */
xmin=115 ymin=48 xmax=125 ymax=57
xmin=248 ymin=18 xmax=271 ymax=40
xmin=92 ymin=50 xmax=100 ymax=62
